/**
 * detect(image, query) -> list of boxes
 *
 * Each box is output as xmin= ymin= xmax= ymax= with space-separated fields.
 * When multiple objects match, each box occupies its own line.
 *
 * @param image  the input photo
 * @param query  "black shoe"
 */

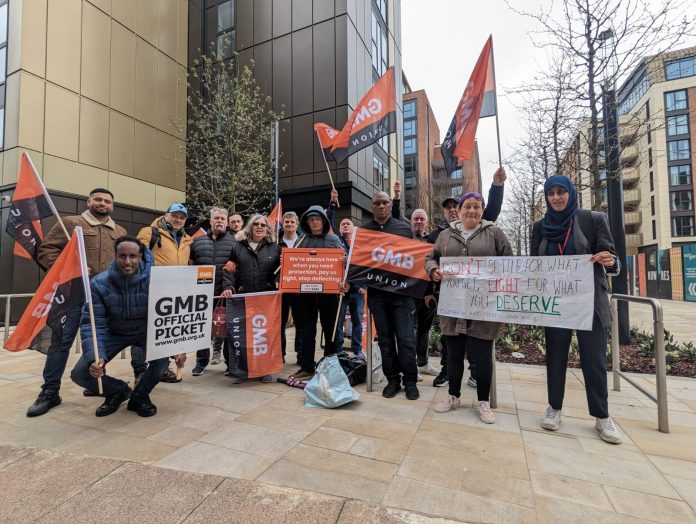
xmin=83 ymin=389 xmax=104 ymax=397
xmin=404 ymin=383 xmax=420 ymax=400
xmin=26 ymin=389 xmax=61 ymax=417
xmin=382 ymin=381 xmax=401 ymax=398
xmin=433 ymin=371 xmax=448 ymax=387
xmin=161 ymin=368 xmax=181 ymax=383
xmin=95 ymin=387 xmax=131 ymax=417
xmin=127 ymin=394 xmax=157 ymax=417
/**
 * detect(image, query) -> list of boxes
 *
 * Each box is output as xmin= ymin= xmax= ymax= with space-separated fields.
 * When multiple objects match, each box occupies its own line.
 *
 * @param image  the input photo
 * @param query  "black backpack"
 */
xmin=148 ymin=226 xmax=162 ymax=250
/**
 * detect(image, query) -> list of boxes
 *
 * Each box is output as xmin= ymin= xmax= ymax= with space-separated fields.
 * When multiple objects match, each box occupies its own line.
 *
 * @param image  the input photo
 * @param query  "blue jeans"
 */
xmin=70 ymin=334 xmax=168 ymax=398
xmin=42 ymin=305 xmax=82 ymax=391
xmin=368 ymin=291 xmax=417 ymax=385
xmin=335 ymin=290 xmax=365 ymax=353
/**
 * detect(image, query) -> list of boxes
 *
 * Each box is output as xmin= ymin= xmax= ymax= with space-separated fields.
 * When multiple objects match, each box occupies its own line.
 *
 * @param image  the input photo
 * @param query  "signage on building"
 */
xmin=683 ymin=245 xmax=696 ymax=303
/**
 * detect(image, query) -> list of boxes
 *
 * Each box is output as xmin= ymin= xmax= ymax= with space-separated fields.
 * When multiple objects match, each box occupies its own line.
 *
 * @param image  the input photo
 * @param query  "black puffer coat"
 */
xmin=189 ymin=231 xmax=236 ymax=294
xmin=223 ymin=237 xmax=280 ymax=294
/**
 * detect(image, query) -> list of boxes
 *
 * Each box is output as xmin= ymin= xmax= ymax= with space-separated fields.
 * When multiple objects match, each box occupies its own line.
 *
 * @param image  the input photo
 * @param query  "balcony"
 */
xmin=622 ymin=165 xmax=640 ymax=184
xmin=624 ymin=211 xmax=642 ymax=226
xmin=620 ymin=144 xmax=639 ymax=166
xmin=626 ymin=233 xmax=643 ymax=250
xmin=624 ymin=188 xmax=641 ymax=205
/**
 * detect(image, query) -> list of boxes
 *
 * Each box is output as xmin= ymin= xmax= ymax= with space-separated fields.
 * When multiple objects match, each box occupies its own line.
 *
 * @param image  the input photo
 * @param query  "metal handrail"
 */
xmin=610 ymin=293 xmax=668 ymax=433
xmin=1 ymin=294 xmax=35 ymax=345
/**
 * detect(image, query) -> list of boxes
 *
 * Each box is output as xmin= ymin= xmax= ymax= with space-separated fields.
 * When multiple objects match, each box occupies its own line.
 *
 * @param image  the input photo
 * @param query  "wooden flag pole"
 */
xmin=316 ymin=132 xmax=340 ymax=208
xmin=330 ymin=227 xmax=357 ymax=343
xmin=490 ymin=37 xmax=503 ymax=167
xmin=87 ymin=302 xmax=104 ymax=395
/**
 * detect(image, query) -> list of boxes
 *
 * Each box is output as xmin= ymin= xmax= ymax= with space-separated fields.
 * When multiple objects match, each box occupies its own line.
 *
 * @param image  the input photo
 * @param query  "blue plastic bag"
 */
xmin=305 ymin=354 xmax=360 ymax=408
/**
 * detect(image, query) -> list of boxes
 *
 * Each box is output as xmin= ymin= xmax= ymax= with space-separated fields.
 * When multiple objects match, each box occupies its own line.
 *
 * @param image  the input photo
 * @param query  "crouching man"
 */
xmin=70 ymin=236 xmax=180 ymax=417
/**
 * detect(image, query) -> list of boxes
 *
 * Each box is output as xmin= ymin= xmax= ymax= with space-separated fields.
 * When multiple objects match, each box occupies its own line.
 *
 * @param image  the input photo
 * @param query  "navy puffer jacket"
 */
xmin=80 ymin=249 xmax=154 ymax=364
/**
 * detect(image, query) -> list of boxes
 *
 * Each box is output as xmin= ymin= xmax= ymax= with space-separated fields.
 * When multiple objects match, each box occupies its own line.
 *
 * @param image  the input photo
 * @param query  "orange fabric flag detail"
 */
xmin=226 ymin=291 xmax=284 ymax=378
xmin=4 ymin=232 xmax=85 ymax=351
xmin=268 ymin=199 xmax=282 ymax=231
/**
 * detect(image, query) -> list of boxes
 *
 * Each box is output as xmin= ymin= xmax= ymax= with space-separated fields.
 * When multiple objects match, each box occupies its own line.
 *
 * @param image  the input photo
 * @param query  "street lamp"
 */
xmin=600 ymin=29 xmax=631 ymax=344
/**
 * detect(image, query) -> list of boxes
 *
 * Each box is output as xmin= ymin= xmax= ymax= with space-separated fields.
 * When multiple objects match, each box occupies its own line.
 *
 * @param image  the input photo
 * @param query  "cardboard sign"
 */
xmin=280 ymin=248 xmax=344 ymax=294
xmin=146 ymin=266 xmax=215 ymax=360
xmin=437 ymin=255 xmax=595 ymax=330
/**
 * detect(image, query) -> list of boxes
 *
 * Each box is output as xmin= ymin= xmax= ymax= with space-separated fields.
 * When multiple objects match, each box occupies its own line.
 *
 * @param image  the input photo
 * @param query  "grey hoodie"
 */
xmin=298 ymin=205 xmax=343 ymax=249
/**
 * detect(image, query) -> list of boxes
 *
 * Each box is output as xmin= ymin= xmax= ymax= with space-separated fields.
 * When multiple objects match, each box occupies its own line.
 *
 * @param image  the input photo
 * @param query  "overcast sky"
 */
xmin=400 ymin=0 xmax=696 ymax=189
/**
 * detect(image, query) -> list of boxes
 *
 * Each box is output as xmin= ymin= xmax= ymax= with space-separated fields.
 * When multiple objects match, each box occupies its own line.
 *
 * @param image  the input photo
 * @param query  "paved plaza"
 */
xmin=1 ymin=328 xmax=696 ymax=523
xmin=626 ymin=299 xmax=696 ymax=344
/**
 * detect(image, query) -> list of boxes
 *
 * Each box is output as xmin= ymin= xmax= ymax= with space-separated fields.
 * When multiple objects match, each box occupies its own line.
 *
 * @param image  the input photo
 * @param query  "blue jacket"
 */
xmin=80 ymin=249 xmax=154 ymax=363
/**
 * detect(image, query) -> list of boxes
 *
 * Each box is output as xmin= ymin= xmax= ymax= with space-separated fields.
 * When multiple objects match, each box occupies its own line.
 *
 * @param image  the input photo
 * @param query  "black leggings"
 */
xmin=444 ymin=334 xmax=493 ymax=401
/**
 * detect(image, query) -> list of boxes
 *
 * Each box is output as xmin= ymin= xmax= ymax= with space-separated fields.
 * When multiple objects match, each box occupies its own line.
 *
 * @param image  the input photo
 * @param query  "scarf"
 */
xmin=541 ymin=175 xmax=578 ymax=243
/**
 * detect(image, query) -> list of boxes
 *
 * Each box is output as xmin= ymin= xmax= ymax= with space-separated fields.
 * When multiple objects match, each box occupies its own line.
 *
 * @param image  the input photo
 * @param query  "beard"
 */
xmin=91 ymin=207 xmax=109 ymax=216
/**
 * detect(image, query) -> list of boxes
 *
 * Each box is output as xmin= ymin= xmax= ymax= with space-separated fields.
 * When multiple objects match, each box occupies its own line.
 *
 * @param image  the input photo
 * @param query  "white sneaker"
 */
xmin=417 ymin=373 xmax=423 ymax=382
xmin=477 ymin=401 xmax=496 ymax=424
xmin=541 ymin=406 xmax=562 ymax=431
xmin=433 ymin=395 xmax=461 ymax=413
xmin=595 ymin=417 xmax=623 ymax=444
xmin=467 ymin=376 xmax=477 ymax=388
xmin=418 ymin=363 xmax=441 ymax=376
xmin=210 ymin=350 xmax=221 ymax=365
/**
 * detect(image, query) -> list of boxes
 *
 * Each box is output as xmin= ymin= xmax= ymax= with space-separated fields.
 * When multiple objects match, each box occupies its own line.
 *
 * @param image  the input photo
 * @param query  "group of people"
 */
xmin=23 ymin=167 xmax=624 ymax=445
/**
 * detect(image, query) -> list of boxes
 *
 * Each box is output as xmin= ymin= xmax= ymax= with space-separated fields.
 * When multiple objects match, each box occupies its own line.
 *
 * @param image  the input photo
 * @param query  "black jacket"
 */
xmin=297 ymin=205 xmax=343 ymax=249
xmin=361 ymin=216 xmax=415 ymax=239
xmin=223 ymin=238 xmax=280 ymax=294
xmin=531 ymin=210 xmax=619 ymax=328
xmin=190 ymin=231 xmax=236 ymax=294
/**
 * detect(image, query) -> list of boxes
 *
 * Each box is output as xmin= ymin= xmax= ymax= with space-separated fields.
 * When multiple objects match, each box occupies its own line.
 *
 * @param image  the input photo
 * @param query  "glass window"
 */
xmin=617 ymin=71 xmax=650 ymax=115
xmin=0 ymin=47 xmax=5 ymax=84
xmin=665 ymin=90 xmax=687 ymax=111
xmin=404 ymin=101 xmax=416 ymax=119
xmin=379 ymin=0 xmax=387 ymax=22
xmin=667 ymin=114 xmax=689 ymax=136
xmin=451 ymin=186 xmax=463 ymax=197
xmin=371 ymin=6 xmax=387 ymax=75
xmin=217 ymin=1 xmax=233 ymax=32
xmin=0 ymin=3 xmax=6 ymax=46
xmin=672 ymin=216 xmax=695 ymax=237
xmin=669 ymin=165 xmax=692 ymax=186
xmin=665 ymin=56 xmax=696 ymax=80
xmin=651 ymin=195 xmax=655 ymax=215
xmin=671 ymin=191 xmax=693 ymax=211
xmin=404 ymin=155 xmax=416 ymax=173
xmin=404 ymin=175 xmax=415 ymax=188
xmin=404 ymin=120 xmax=416 ymax=137
xmin=217 ymin=30 xmax=235 ymax=59
xmin=450 ymin=169 xmax=462 ymax=179
xmin=668 ymin=140 xmax=690 ymax=161
xmin=0 ymin=107 xmax=4 ymax=150
xmin=404 ymin=138 xmax=416 ymax=155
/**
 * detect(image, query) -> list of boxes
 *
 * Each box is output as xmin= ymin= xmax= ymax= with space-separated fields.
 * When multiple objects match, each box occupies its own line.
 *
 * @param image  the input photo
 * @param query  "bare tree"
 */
xmin=510 ymin=0 xmax=694 ymax=209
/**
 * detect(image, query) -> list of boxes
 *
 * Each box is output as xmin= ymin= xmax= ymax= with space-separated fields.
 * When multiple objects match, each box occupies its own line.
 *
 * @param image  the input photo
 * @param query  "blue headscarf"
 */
xmin=541 ymin=175 xmax=578 ymax=242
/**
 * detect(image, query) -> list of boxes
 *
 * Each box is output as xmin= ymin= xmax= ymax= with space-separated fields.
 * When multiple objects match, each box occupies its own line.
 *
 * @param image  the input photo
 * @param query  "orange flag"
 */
xmin=268 ymin=199 xmax=282 ymax=231
xmin=314 ymin=123 xmax=340 ymax=162
xmin=6 ymin=152 xmax=59 ymax=263
xmin=226 ymin=291 xmax=284 ymax=378
xmin=4 ymin=230 xmax=86 ymax=351
xmin=191 ymin=227 xmax=207 ymax=239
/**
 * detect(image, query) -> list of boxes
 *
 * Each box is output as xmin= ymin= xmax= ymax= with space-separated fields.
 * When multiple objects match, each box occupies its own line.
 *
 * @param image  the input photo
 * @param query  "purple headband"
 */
xmin=459 ymin=192 xmax=485 ymax=207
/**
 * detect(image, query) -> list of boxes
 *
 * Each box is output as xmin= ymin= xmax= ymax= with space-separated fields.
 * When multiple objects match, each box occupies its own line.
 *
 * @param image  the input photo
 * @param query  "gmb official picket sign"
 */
xmin=146 ymin=266 xmax=215 ymax=360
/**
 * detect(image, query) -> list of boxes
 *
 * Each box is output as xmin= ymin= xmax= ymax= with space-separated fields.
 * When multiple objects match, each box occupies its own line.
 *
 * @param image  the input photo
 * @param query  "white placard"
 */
xmin=146 ymin=266 xmax=215 ymax=360
xmin=437 ymin=255 xmax=595 ymax=331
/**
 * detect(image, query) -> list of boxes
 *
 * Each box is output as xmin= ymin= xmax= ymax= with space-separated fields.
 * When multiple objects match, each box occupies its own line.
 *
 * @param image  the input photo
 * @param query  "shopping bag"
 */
xmin=336 ymin=351 xmax=367 ymax=386
xmin=305 ymin=354 xmax=360 ymax=408
xmin=211 ymin=299 xmax=227 ymax=338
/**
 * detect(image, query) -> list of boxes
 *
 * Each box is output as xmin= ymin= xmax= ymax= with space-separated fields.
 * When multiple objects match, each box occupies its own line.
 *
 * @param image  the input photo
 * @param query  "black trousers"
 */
xmin=444 ymin=334 xmax=493 ymax=401
xmin=281 ymin=293 xmax=303 ymax=357
xmin=415 ymin=299 xmax=436 ymax=366
xmin=545 ymin=315 xmax=609 ymax=419
xmin=296 ymin=294 xmax=339 ymax=373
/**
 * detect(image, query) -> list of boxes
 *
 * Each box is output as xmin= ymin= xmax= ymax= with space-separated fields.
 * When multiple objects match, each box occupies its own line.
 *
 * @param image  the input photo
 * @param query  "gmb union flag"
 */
xmin=346 ymin=228 xmax=432 ymax=298
xmin=226 ymin=291 xmax=284 ymax=378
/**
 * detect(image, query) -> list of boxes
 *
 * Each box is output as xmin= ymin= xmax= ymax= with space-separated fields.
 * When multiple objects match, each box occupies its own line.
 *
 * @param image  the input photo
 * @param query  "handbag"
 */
xmin=211 ymin=298 xmax=227 ymax=338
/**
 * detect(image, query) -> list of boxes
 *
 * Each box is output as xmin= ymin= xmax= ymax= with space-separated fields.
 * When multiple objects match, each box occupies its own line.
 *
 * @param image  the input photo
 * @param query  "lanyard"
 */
xmin=557 ymin=219 xmax=573 ymax=255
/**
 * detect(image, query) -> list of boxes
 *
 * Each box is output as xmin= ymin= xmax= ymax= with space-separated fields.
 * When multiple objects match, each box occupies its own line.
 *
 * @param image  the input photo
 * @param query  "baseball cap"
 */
xmin=441 ymin=197 xmax=459 ymax=208
xmin=167 ymin=203 xmax=188 ymax=216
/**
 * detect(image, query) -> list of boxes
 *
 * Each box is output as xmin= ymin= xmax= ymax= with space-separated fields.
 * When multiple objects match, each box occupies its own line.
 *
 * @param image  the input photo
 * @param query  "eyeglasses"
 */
xmin=252 ymin=222 xmax=267 ymax=227
xmin=547 ymin=188 xmax=568 ymax=197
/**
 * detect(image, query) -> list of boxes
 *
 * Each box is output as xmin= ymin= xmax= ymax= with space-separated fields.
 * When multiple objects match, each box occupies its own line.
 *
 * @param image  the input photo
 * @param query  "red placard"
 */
xmin=280 ymin=248 xmax=344 ymax=294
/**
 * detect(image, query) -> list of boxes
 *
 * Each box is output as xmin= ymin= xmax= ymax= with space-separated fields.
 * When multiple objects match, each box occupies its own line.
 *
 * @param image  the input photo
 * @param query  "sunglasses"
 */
xmin=252 ymin=222 xmax=267 ymax=227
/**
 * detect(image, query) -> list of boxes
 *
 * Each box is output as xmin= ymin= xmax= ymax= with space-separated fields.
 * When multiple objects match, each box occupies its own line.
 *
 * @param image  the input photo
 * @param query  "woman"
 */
xmin=531 ymin=175 xmax=622 ymax=445
xmin=426 ymin=192 xmax=512 ymax=424
xmin=222 ymin=214 xmax=280 ymax=384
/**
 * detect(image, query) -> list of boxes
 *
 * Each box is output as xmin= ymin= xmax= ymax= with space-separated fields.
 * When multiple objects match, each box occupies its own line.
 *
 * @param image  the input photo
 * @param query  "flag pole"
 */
xmin=316 ymin=131 xmax=340 ymax=208
xmin=24 ymin=152 xmax=71 ymax=241
xmin=490 ymin=37 xmax=503 ymax=167
xmin=76 ymin=227 xmax=103 ymax=395
xmin=330 ymin=227 xmax=357 ymax=343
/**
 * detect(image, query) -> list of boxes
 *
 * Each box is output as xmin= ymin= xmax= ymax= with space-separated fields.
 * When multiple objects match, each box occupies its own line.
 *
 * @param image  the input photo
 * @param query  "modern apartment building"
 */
xmin=189 ymin=0 xmax=404 ymax=222
xmin=0 ymin=0 xmax=188 ymax=308
xmin=401 ymin=88 xmax=481 ymax=223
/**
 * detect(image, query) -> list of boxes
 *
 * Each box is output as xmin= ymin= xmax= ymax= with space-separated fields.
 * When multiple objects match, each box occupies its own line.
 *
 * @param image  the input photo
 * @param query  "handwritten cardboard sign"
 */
xmin=280 ymin=248 xmax=344 ymax=294
xmin=437 ymin=255 xmax=595 ymax=330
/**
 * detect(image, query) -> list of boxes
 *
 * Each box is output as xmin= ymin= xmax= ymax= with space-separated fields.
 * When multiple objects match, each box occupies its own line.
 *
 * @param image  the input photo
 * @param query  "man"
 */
xmin=411 ymin=208 xmax=441 ymax=379
xmin=290 ymin=205 xmax=343 ymax=380
xmin=136 ymin=203 xmax=193 ymax=382
xmin=189 ymin=207 xmax=236 ymax=376
xmin=426 ymin=167 xmax=508 ymax=388
xmin=362 ymin=191 xmax=420 ymax=400
xmin=279 ymin=211 xmax=303 ymax=363
xmin=70 ymin=236 xmax=177 ymax=417
xmin=326 ymin=190 xmax=365 ymax=358
xmin=228 ymin=213 xmax=244 ymax=234
xmin=26 ymin=188 xmax=127 ymax=417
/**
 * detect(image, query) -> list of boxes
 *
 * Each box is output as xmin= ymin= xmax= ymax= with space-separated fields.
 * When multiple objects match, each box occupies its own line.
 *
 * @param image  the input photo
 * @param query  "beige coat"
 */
xmin=425 ymin=220 xmax=513 ymax=340
xmin=137 ymin=217 xmax=192 ymax=266
xmin=38 ymin=211 xmax=127 ymax=274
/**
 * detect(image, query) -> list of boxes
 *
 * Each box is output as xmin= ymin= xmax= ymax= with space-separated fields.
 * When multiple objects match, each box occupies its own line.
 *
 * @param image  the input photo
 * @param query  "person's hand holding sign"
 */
xmin=430 ymin=269 xmax=443 ymax=282
xmin=590 ymin=251 xmax=617 ymax=268
xmin=221 ymin=287 xmax=235 ymax=298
